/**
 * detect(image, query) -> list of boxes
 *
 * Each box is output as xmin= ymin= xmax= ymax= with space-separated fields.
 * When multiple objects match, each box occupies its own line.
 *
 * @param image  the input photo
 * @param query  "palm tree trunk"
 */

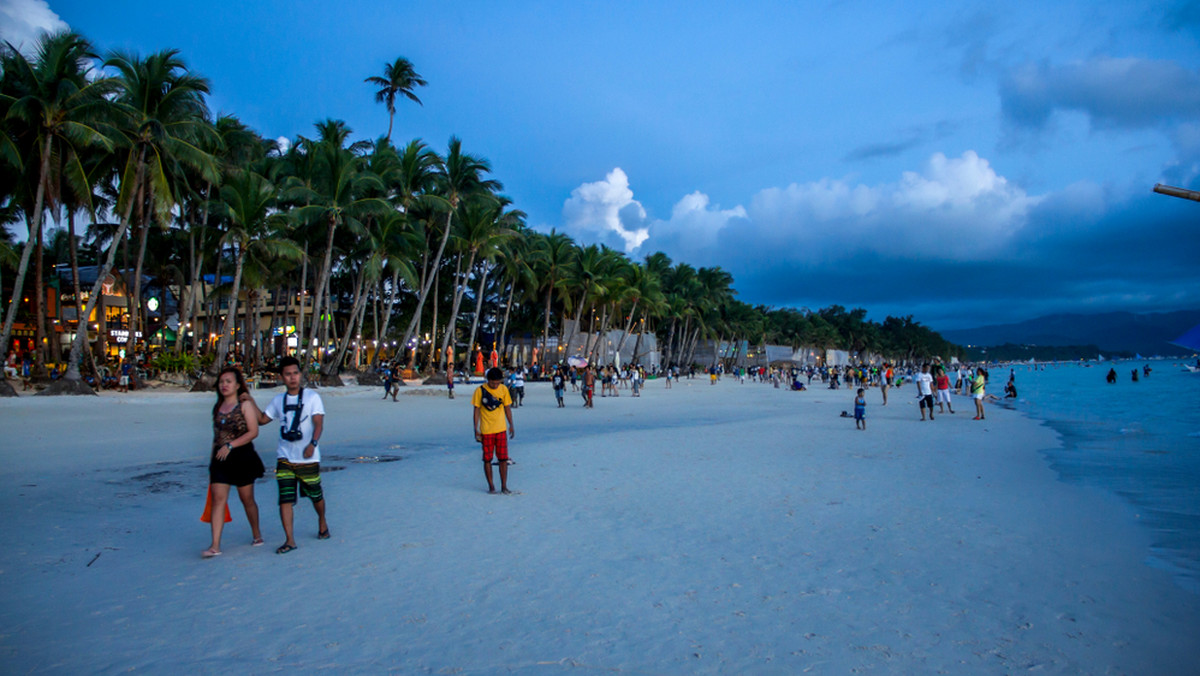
xmin=213 ymin=246 xmax=246 ymax=368
xmin=614 ymin=301 xmax=639 ymax=357
xmin=397 ymin=203 xmax=455 ymax=360
xmin=539 ymin=282 xmax=553 ymax=365
xmin=58 ymin=148 xmax=146 ymax=388
xmin=438 ymin=250 xmax=475 ymax=371
xmin=328 ymin=266 xmax=368 ymax=375
xmin=305 ymin=214 xmax=338 ymax=373
xmin=33 ymin=211 xmax=48 ymax=377
xmin=462 ymin=261 xmax=490 ymax=373
xmin=67 ymin=209 xmax=86 ymax=367
xmin=499 ymin=275 xmax=516 ymax=361
xmin=560 ymin=291 xmax=588 ymax=358
xmin=125 ymin=178 xmax=153 ymax=366
xmin=295 ymin=242 xmax=308 ymax=359
xmin=425 ymin=270 xmax=440 ymax=372
xmin=372 ymin=268 xmax=401 ymax=368
xmin=0 ymin=136 xmax=53 ymax=391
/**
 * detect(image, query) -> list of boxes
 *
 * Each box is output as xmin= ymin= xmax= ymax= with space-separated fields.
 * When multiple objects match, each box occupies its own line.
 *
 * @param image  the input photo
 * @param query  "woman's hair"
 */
xmin=213 ymin=366 xmax=250 ymax=418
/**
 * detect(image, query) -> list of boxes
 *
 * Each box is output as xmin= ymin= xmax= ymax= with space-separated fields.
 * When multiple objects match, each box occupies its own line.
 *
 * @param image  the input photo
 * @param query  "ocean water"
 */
xmin=1003 ymin=360 xmax=1200 ymax=593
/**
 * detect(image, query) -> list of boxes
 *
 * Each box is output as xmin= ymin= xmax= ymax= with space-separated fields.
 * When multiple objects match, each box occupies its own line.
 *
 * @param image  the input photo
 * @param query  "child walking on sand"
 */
xmin=473 ymin=367 xmax=515 ymax=494
xmin=854 ymin=388 xmax=867 ymax=430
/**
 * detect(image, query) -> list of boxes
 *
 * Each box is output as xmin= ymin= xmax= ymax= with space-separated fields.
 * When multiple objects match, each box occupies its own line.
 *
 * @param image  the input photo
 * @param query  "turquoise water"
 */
xmin=1006 ymin=361 xmax=1200 ymax=593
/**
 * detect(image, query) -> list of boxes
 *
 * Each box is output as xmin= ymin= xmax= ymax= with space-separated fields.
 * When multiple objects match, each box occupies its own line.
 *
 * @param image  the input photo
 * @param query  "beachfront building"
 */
xmin=506 ymin=320 xmax=661 ymax=370
xmin=43 ymin=265 xmax=175 ymax=362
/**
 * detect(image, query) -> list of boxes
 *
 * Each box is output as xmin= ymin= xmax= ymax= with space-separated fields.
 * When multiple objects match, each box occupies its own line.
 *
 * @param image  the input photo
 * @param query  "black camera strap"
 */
xmin=283 ymin=388 xmax=305 ymax=435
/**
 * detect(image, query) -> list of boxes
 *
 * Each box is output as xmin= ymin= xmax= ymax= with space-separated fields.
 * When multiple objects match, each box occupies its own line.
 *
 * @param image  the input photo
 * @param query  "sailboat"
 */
xmin=1171 ymin=323 xmax=1200 ymax=372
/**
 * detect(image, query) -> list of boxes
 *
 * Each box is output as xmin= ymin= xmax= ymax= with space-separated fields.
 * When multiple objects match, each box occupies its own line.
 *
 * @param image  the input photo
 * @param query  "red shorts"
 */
xmin=481 ymin=432 xmax=509 ymax=463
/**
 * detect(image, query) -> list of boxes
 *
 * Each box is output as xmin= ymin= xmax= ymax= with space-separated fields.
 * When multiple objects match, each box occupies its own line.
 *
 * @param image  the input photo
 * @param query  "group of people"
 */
xmin=203 ymin=356 xmax=329 ymax=558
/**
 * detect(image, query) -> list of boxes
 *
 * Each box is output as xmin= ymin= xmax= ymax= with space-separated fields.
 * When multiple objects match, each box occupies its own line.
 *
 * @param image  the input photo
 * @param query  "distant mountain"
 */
xmin=940 ymin=310 xmax=1200 ymax=357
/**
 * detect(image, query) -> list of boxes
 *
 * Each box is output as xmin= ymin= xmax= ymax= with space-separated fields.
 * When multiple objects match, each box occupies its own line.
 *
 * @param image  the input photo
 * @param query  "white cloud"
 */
xmin=0 ymin=0 xmax=68 ymax=53
xmin=275 ymin=136 xmax=291 ymax=153
xmin=745 ymin=151 xmax=1039 ymax=261
xmin=561 ymin=152 xmax=1039 ymax=267
xmin=562 ymin=168 xmax=649 ymax=252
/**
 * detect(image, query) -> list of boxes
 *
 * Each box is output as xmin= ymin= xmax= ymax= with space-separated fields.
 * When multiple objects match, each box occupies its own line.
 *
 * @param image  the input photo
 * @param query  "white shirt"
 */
xmin=263 ymin=388 xmax=326 ymax=464
xmin=916 ymin=372 xmax=934 ymax=396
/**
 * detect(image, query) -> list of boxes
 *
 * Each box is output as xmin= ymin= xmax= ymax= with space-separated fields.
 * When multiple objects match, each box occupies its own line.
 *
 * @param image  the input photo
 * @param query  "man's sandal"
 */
xmin=276 ymin=544 xmax=297 ymax=554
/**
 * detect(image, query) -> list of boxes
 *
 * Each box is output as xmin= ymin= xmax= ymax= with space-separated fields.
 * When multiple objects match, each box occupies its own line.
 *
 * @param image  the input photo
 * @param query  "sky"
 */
xmin=4 ymin=0 xmax=1200 ymax=330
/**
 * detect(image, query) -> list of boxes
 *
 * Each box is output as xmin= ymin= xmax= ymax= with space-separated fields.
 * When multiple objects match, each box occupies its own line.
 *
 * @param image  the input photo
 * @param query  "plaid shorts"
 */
xmin=481 ymin=432 xmax=509 ymax=463
xmin=276 ymin=459 xmax=323 ymax=505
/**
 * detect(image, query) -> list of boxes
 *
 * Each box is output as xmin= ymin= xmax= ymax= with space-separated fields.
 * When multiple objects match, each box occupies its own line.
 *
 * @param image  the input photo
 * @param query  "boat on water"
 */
xmin=1170 ymin=323 xmax=1200 ymax=372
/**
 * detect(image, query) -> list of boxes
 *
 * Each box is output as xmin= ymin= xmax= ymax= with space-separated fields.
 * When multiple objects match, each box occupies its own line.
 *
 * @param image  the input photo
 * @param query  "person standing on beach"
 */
xmin=583 ymin=365 xmax=596 ymax=407
xmin=854 ymin=388 xmax=867 ymax=430
xmin=552 ymin=367 xmax=565 ymax=407
xmin=473 ymin=367 xmax=514 ymax=494
xmin=511 ymin=368 xmax=525 ymax=407
xmin=881 ymin=363 xmax=892 ymax=406
xmin=971 ymin=367 xmax=987 ymax=420
xmin=381 ymin=362 xmax=394 ymax=400
xmin=916 ymin=363 xmax=936 ymax=421
xmin=202 ymin=367 xmax=265 ymax=558
xmin=447 ymin=364 xmax=456 ymax=399
xmin=935 ymin=366 xmax=955 ymax=414
xmin=254 ymin=356 xmax=329 ymax=554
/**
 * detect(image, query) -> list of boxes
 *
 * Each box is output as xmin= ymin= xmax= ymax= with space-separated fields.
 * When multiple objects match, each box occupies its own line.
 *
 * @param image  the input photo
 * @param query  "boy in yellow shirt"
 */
xmin=473 ymin=367 xmax=515 ymax=494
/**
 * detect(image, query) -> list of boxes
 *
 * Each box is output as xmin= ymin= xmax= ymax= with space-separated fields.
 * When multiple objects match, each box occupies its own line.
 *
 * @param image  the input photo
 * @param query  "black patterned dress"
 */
xmin=209 ymin=403 xmax=265 ymax=486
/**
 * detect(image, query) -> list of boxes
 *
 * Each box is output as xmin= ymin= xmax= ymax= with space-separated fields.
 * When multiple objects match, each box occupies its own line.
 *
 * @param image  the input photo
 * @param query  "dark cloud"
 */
xmin=845 ymin=121 xmax=959 ymax=163
xmin=1162 ymin=0 xmax=1200 ymax=36
xmin=1000 ymin=57 xmax=1200 ymax=131
xmin=721 ymin=189 xmax=1200 ymax=329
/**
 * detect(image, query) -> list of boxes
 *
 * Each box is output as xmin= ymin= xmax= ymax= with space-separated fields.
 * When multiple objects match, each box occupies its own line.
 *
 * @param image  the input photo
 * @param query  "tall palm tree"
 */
xmin=105 ymin=48 xmax=218 ymax=365
xmin=458 ymin=204 xmax=522 ymax=372
xmin=421 ymin=137 xmax=499 ymax=371
xmin=494 ymin=227 xmax=537 ymax=361
xmin=365 ymin=57 xmax=426 ymax=142
xmin=211 ymin=168 xmax=301 ymax=369
xmin=289 ymin=120 xmax=389 ymax=377
xmin=530 ymin=229 xmax=576 ymax=365
xmin=0 ymin=32 xmax=114 ymax=394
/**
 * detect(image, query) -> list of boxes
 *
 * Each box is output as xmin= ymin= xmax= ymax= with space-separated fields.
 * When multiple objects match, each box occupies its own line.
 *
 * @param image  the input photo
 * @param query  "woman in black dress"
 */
xmin=203 ymin=367 xmax=265 ymax=558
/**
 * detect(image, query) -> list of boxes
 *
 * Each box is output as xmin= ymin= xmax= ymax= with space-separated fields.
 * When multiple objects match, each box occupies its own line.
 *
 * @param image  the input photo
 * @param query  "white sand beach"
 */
xmin=1 ymin=378 xmax=1197 ymax=674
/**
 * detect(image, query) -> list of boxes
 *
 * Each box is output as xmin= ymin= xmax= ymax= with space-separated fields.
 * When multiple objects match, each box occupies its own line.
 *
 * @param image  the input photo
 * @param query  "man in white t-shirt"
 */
xmin=257 ymin=356 xmax=328 ymax=554
xmin=915 ymin=363 xmax=935 ymax=421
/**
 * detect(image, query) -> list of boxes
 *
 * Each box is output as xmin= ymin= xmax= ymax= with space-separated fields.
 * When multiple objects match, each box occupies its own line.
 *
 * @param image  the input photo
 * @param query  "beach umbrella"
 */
xmin=568 ymin=356 xmax=588 ymax=368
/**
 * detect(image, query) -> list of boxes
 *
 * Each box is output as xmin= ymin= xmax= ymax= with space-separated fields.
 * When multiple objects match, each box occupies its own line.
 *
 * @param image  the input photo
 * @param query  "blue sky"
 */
xmin=4 ymin=0 xmax=1200 ymax=330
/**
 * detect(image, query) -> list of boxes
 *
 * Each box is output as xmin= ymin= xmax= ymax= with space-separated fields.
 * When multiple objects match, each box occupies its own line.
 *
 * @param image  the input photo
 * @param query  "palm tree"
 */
xmin=211 ymin=168 xmax=301 ymax=370
xmin=494 ymin=227 xmax=537 ymax=361
xmin=458 ymin=203 xmax=522 ymax=373
xmin=530 ymin=229 xmax=576 ymax=365
xmin=105 ymin=48 xmax=218 ymax=366
xmin=289 ymin=120 xmax=389 ymax=378
xmin=365 ymin=57 xmax=426 ymax=142
xmin=0 ymin=31 xmax=115 ymax=395
xmin=421 ymin=137 xmax=499 ymax=371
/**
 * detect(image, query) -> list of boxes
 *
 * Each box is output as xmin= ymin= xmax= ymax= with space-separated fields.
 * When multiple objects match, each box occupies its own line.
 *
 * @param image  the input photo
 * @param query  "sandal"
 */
xmin=252 ymin=537 xmax=265 ymax=546
xmin=276 ymin=544 xmax=297 ymax=555
xmin=317 ymin=529 xmax=331 ymax=540
xmin=201 ymin=548 xmax=221 ymax=558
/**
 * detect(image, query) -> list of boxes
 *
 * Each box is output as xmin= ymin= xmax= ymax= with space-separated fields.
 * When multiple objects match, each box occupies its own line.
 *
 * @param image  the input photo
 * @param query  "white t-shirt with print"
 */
xmin=916 ymin=372 xmax=934 ymax=396
xmin=263 ymin=388 xmax=325 ymax=464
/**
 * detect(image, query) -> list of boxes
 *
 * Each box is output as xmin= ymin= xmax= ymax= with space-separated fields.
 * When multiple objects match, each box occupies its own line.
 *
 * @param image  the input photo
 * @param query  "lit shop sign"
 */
xmin=109 ymin=330 xmax=144 ymax=341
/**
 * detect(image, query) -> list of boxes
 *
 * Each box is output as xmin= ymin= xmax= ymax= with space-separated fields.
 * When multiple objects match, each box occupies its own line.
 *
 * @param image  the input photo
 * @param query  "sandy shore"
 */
xmin=1 ymin=377 xmax=1197 ymax=673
